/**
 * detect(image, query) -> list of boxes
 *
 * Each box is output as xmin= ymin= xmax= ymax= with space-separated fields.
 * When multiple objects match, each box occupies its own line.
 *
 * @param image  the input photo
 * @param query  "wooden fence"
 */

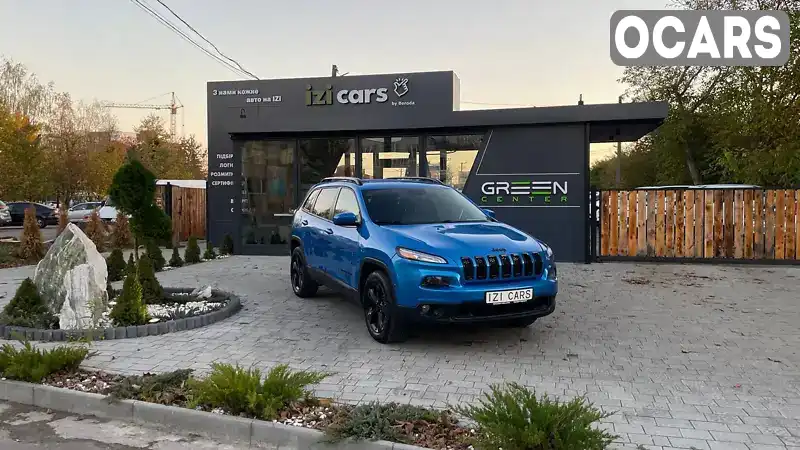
xmin=155 ymin=186 xmax=206 ymax=241
xmin=599 ymin=189 xmax=800 ymax=262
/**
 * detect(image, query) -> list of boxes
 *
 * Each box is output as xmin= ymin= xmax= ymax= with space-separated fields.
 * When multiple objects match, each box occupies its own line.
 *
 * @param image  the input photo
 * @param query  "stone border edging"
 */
xmin=0 ymin=288 xmax=242 ymax=342
xmin=0 ymin=379 xmax=425 ymax=449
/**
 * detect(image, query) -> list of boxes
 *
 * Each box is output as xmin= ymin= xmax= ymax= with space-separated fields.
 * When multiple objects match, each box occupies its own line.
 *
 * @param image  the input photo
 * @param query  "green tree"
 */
xmin=184 ymin=236 xmax=201 ymax=264
xmin=110 ymin=271 xmax=148 ymax=326
xmin=106 ymin=248 xmax=126 ymax=282
xmin=137 ymin=255 xmax=163 ymax=304
xmin=0 ymin=278 xmax=57 ymax=329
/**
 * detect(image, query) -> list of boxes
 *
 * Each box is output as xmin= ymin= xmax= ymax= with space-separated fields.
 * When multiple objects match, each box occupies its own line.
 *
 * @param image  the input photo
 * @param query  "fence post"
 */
xmin=164 ymin=182 xmax=173 ymax=218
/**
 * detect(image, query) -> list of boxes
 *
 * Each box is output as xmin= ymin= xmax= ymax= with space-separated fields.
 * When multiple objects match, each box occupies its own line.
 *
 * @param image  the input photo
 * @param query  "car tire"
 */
xmin=37 ymin=218 xmax=46 ymax=229
xmin=499 ymin=316 xmax=537 ymax=328
xmin=362 ymin=270 xmax=408 ymax=344
xmin=290 ymin=247 xmax=318 ymax=298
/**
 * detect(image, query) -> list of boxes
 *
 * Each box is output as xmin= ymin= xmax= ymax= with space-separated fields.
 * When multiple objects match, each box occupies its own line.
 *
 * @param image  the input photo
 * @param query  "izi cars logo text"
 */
xmin=480 ymin=181 xmax=568 ymax=205
xmin=305 ymin=77 xmax=414 ymax=106
xmin=610 ymin=10 xmax=790 ymax=67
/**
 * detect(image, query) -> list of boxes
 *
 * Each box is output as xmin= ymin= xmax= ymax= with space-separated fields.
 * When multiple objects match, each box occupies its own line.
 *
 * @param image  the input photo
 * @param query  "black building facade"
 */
xmin=207 ymin=70 xmax=667 ymax=262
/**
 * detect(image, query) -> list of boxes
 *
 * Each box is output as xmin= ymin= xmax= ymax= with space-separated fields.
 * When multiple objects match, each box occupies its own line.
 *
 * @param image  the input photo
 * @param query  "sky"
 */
xmin=0 ymin=0 xmax=670 ymax=163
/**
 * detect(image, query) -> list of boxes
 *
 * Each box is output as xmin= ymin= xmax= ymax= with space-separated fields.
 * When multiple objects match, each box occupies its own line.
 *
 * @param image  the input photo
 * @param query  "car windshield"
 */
xmin=103 ymin=197 xmax=114 ymax=207
xmin=362 ymin=186 xmax=490 ymax=225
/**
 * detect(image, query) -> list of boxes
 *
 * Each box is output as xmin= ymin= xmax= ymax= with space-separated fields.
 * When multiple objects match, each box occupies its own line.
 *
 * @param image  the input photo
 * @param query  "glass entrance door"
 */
xmin=241 ymin=140 xmax=296 ymax=255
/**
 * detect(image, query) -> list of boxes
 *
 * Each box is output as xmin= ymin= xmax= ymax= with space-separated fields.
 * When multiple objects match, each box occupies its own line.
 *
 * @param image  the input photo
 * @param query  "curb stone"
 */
xmin=0 ymin=379 xmax=428 ymax=449
xmin=0 ymin=288 xmax=242 ymax=342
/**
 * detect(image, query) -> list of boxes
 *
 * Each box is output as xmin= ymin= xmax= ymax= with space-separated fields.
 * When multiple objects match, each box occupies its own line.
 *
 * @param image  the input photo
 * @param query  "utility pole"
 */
xmin=615 ymin=95 xmax=622 ymax=187
xmin=331 ymin=65 xmax=338 ymax=77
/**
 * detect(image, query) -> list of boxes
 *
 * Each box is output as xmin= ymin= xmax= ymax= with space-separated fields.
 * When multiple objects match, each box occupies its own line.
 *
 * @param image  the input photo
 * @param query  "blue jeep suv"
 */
xmin=289 ymin=177 xmax=558 ymax=343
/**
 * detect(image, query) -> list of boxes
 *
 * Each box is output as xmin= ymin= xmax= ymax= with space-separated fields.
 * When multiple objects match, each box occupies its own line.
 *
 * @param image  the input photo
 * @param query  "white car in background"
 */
xmin=97 ymin=197 xmax=123 ymax=223
xmin=68 ymin=202 xmax=103 ymax=223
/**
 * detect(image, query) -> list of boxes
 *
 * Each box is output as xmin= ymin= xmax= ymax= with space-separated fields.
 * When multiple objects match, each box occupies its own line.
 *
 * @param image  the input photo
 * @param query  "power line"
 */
xmin=129 ymin=0 xmax=250 ymax=79
xmin=152 ymin=0 xmax=258 ymax=79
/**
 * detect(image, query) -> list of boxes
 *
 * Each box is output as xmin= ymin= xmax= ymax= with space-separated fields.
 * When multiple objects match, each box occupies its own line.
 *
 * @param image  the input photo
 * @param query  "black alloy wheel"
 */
xmin=290 ymin=247 xmax=317 ymax=297
xmin=362 ymin=271 xmax=408 ymax=343
xmin=37 ymin=217 xmax=46 ymax=228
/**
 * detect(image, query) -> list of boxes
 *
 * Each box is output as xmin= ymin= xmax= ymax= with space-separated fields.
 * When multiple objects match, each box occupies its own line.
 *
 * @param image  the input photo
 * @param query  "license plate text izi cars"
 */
xmin=485 ymin=288 xmax=534 ymax=304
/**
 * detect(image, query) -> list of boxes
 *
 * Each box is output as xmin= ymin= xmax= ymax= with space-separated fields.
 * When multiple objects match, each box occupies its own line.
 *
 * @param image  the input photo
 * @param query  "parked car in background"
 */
xmin=68 ymin=202 xmax=103 ymax=223
xmin=5 ymin=202 xmax=58 ymax=228
xmin=290 ymin=177 xmax=558 ymax=344
xmin=0 ymin=201 xmax=10 ymax=226
xmin=96 ymin=197 xmax=121 ymax=222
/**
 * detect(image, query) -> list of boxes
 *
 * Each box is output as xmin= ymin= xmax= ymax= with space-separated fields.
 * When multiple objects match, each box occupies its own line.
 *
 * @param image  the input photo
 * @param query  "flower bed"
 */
xmin=0 ymin=288 xmax=241 ymax=342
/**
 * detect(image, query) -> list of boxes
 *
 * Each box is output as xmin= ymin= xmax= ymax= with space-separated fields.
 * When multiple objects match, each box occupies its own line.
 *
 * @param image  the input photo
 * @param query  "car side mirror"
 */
xmin=482 ymin=208 xmax=496 ymax=219
xmin=332 ymin=212 xmax=359 ymax=227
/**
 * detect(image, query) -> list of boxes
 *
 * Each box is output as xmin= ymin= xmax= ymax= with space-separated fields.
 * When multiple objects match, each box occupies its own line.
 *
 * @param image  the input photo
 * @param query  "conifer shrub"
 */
xmin=137 ymin=255 xmax=163 ymax=304
xmin=203 ymin=241 xmax=217 ymax=260
xmin=145 ymin=239 xmax=166 ymax=272
xmin=106 ymin=248 xmax=126 ymax=282
xmin=84 ymin=210 xmax=106 ymax=252
xmin=168 ymin=246 xmax=183 ymax=267
xmin=112 ymin=212 xmax=133 ymax=249
xmin=221 ymin=234 xmax=234 ymax=255
xmin=126 ymin=253 xmax=136 ymax=276
xmin=18 ymin=206 xmax=44 ymax=261
xmin=110 ymin=269 xmax=148 ymax=326
xmin=184 ymin=236 xmax=201 ymax=264
xmin=57 ymin=205 xmax=68 ymax=235
xmin=0 ymin=340 xmax=88 ymax=383
xmin=0 ymin=278 xmax=57 ymax=329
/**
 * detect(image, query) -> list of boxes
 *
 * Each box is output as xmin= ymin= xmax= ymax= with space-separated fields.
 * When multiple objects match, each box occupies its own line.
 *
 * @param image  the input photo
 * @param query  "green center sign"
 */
xmin=479 ymin=180 xmax=569 ymax=205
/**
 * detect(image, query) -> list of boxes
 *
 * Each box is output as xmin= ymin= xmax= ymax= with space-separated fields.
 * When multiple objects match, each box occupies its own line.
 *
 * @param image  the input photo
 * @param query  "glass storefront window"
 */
xmin=426 ymin=134 xmax=483 ymax=191
xmin=360 ymin=136 xmax=420 ymax=179
xmin=241 ymin=140 xmax=295 ymax=246
xmin=298 ymin=138 xmax=355 ymax=201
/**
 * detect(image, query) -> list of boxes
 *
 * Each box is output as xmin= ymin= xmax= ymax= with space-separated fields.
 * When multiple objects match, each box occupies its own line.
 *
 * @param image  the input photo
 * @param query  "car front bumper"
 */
xmin=390 ymin=255 xmax=558 ymax=324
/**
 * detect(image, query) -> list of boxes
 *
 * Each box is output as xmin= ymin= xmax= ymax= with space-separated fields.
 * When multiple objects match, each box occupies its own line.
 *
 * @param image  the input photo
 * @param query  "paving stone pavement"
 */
xmin=1 ymin=256 xmax=800 ymax=449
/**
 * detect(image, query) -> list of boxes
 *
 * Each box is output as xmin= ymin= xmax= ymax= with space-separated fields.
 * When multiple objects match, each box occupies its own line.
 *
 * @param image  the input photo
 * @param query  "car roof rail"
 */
xmin=319 ymin=177 xmax=363 ymax=186
xmin=384 ymin=177 xmax=444 ymax=185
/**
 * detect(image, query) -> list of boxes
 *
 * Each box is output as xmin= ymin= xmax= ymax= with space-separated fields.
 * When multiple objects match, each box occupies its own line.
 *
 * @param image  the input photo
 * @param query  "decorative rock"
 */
xmin=191 ymin=285 xmax=213 ymax=299
xmin=33 ymin=223 xmax=108 ymax=330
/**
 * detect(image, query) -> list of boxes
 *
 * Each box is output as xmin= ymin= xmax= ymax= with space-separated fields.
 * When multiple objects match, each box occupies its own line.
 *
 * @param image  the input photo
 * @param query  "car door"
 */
xmin=8 ymin=203 xmax=27 ymax=225
xmin=305 ymin=187 xmax=340 ymax=272
xmin=68 ymin=203 xmax=88 ymax=221
xmin=328 ymin=187 xmax=362 ymax=289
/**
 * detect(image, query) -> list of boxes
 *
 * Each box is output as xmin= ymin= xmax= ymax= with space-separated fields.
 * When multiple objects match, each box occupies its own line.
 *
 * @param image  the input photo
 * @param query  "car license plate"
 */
xmin=485 ymin=288 xmax=533 ymax=304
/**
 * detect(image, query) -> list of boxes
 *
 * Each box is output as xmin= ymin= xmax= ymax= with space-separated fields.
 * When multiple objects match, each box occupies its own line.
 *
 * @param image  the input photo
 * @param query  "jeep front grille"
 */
xmin=460 ymin=252 xmax=544 ymax=282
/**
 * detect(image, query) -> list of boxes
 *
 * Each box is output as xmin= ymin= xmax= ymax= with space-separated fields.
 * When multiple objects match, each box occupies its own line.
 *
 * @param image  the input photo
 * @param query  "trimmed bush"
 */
xmin=0 ymin=278 xmax=57 ymax=329
xmin=0 ymin=340 xmax=89 ymax=383
xmin=107 ymin=369 xmax=194 ymax=406
xmin=18 ymin=206 xmax=44 ymax=261
xmin=110 ymin=267 xmax=148 ymax=326
xmin=169 ymin=247 xmax=183 ymax=267
xmin=452 ymin=382 xmax=617 ymax=450
xmin=126 ymin=252 xmax=136 ymax=276
xmin=325 ymin=402 xmax=441 ymax=444
xmin=203 ymin=241 xmax=217 ymax=260
xmin=184 ymin=236 xmax=201 ymax=264
xmin=106 ymin=248 xmax=126 ymax=282
xmin=188 ymin=363 xmax=328 ymax=420
xmin=84 ymin=210 xmax=106 ymax=252
xmin=221 ymin=234 xmax=234 ymax=255
xmin=137 ymin=255 xmax=163 ymax=304
xmin=145 ymin=239 xmax=166 ymax=271
xmin=112 ymin=212 xmax=133 ymax=249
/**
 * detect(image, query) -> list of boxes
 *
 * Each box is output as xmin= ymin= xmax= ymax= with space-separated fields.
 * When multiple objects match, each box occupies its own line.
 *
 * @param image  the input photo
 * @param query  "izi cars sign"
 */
xmin=480 ymin=180 xmax=569 ymax=205
xmin=305 ymin=77 xmax=414 ymax=106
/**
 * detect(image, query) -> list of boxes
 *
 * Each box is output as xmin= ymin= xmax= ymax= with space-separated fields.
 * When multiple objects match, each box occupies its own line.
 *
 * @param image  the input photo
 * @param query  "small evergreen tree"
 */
xmin=106 ymin=248 xmax=126 ymax=282
xmin=203 ymin=241 xmax=217 ymax=260
xmin=0 ymin=278 xmax=57 ymax=329
xmin=112 ymin=212 xmax=133 ymax=249
xmin=18 ymin=206 xmax=44 ymax=261
xmin=169 ymin=246 xmax=183 ymax=267
xmin=184 ymin=236 xmax=201 ymax=264
xmin=145 ymin=239 xmax=166 ymax=272
xmin=137 ymin=255 xmax=163 ymax=304
xmin=84 ymin=210 xmax=106 ymax=252
xmin=57 ymin=205 xmax=68 ymax=236
xmin=110 ymin=270 xmax=148 ymax=326
xmin=126 ymin=253 xmax=136 ymax=276
xmin=221 ymin=234 xmax=234 ymax=255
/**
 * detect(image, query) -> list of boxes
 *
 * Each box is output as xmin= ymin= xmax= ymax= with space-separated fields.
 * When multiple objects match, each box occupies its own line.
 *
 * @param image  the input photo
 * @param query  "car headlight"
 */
xmin=396 ymin=247 xmax=447 ymax=264
xmin=541 ymin=243 xmax=553 ymax=259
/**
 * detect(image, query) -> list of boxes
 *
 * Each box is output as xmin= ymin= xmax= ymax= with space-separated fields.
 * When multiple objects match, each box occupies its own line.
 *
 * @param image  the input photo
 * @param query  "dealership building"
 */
xmin=206 ymin=71 xmax=667 ymax=262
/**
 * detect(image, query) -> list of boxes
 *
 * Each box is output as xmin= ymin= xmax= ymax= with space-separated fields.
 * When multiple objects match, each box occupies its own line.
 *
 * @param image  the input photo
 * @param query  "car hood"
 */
xmin=382 ymin=222 xmax=544 ymax=258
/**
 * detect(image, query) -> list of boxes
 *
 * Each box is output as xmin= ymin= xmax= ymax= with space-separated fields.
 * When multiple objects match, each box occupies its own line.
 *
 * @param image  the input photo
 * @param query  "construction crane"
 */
xmin=102 ymin=92 xmax=185 ymax=137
